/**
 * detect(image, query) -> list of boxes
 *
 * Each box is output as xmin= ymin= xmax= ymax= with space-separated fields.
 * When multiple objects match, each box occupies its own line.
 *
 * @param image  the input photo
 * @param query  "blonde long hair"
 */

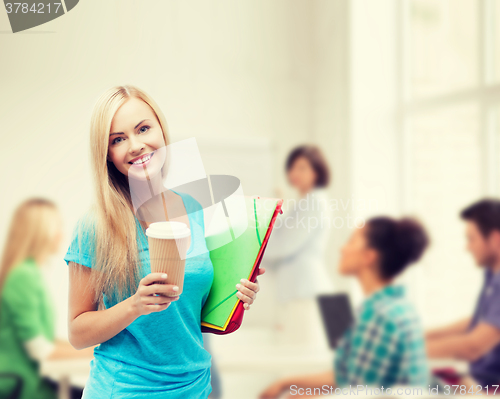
xmin=81 ymin=85 xmax=170 ymax=303
xmin=0 ymin=198 xmax=59 ymax=292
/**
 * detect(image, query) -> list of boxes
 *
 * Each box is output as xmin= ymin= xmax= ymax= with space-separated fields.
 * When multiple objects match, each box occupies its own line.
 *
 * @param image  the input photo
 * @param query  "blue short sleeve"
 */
xmin=64 ymin=212 xmax=96 ymax=269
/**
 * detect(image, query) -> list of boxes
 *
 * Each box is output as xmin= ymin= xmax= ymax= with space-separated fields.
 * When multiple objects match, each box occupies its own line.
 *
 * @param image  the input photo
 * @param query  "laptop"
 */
xmin=317 ymin=293 xmax=354 ymax=349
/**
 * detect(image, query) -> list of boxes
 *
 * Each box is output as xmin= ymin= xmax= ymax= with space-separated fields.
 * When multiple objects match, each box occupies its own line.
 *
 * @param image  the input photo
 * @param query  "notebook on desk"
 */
xmin=317 ymin=293 xmax=354 ymax=348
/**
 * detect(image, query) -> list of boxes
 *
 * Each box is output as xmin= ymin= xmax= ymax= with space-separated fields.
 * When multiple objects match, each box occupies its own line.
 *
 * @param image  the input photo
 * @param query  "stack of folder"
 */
xmin=201 ymin=196 xmax=283 ymax=334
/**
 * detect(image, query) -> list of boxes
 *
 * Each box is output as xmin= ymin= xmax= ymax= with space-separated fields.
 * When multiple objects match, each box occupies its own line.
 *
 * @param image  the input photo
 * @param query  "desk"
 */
xmin=40 ymin=358 xmax=91 ymax=399
xmin=270 ymin=361 xmax=470 ymax=399
xmin=429 ymin=359 xmax=468 ymax=374
xmin=39 ymin=354 xmax=470 ymax=399
xmin=38 ymin=349 xmax=332 ymax=399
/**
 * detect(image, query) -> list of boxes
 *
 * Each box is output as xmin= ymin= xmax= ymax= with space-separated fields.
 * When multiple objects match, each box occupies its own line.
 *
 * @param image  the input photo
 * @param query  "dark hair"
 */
xmin=364 ymin=217 xmax=429 ymax=280
xmin=460 ymin=199 xmax=500 ymax=238
xmin=285 ymin=145 xmax=331 ymax=188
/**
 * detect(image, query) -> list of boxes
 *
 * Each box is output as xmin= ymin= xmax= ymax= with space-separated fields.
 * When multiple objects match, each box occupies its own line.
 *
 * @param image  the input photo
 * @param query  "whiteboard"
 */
xmin=179 ymin=136 xmax=275 ymax=199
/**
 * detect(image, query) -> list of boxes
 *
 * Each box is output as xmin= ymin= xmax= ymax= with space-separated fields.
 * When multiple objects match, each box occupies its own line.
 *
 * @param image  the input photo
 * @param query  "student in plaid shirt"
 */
xmin=334 ymin=284 xmax=429 ymax=386
xmin=260 ymin=216 xmax=430 ymax=399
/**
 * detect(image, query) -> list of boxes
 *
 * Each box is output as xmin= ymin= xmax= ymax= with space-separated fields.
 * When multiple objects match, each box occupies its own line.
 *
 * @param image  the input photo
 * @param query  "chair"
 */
xmin=0 ymin=373 xmax=23 ymax=399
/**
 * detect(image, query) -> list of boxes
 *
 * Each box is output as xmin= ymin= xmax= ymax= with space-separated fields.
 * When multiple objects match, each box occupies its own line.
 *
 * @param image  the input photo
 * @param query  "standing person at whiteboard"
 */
xmin=263 ymin=145 xmax=335 ymax=351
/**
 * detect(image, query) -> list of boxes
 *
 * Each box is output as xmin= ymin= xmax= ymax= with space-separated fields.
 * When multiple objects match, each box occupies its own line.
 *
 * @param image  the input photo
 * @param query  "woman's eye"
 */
xmin=139 ymin=125 xmax=150 ymax=134
xmin=112 ymin=137 xmax=124 ymax=145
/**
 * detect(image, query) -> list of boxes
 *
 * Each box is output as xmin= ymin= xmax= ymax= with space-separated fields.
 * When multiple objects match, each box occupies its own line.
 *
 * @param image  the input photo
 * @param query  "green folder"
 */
xmin=201 ymin=196 xmax=282 ymax=330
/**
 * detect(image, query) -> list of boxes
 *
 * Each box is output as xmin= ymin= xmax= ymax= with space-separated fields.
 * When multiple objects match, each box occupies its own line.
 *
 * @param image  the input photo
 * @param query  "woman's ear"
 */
xmin=365 ymin=248 xmax=379 ymax=271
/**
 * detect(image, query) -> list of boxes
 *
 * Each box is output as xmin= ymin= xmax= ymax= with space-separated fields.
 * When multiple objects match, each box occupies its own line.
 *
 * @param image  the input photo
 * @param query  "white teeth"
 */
xmin=132 ymin=153 xmax=152 ymax=165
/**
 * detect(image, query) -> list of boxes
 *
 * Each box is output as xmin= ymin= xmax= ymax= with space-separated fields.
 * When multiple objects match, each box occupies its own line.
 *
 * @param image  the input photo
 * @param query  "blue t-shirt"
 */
xmin=64 ymin=191 xmax=214 ymax=399
xmin=469 ymin=269 xmax=500 ymax=387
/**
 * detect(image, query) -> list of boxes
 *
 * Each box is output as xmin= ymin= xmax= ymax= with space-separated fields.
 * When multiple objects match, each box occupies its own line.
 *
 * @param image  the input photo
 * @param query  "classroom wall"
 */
xmin=0 ymin=0 xmax=336 ymax=338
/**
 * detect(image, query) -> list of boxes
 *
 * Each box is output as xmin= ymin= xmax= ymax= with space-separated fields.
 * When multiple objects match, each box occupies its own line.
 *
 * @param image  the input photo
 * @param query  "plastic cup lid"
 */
xmin=145 ymin=221 xmax=191 ymax=239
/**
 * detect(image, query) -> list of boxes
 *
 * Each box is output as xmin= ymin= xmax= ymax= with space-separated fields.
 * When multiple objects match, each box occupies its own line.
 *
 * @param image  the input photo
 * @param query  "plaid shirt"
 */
xmin=334 ymin=285 xmax=430 ymax=387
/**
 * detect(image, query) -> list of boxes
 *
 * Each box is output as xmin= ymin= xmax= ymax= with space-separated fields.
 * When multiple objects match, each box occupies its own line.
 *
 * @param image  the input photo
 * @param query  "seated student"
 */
xmin=0 ymin=198 xmax=94 ymax=399
xmin=259 ymin=216 xmax=430 ymax=398
xmin=426 ymin=199 xmax=500 ymax=388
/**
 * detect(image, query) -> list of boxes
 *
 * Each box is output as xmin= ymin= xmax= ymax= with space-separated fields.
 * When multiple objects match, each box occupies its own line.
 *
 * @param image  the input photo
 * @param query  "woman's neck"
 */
xmin=357 ymin=269 xmax=389 ymax=297
xmin=129 ymin=169 xmax=165 ymax=212
xmin=298 ymin=186 xmax=314 ymax=198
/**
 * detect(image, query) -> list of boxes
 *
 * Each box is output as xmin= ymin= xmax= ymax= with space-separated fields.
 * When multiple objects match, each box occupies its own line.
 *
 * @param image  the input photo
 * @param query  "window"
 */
xmin=399 ymin=0 xmax=500 ymax=326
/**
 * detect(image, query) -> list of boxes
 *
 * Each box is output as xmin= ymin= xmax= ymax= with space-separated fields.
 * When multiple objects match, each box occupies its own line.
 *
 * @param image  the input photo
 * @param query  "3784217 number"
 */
xmin=5 ymin=3 xmax=62 ymax=13
xmin=443 ymin=385 xmax=499 ymax=395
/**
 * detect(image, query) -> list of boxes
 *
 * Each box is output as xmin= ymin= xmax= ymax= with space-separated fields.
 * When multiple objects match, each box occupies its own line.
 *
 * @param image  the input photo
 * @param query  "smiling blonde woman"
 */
xmin=65 ymin=85 xmax=264 ymax=398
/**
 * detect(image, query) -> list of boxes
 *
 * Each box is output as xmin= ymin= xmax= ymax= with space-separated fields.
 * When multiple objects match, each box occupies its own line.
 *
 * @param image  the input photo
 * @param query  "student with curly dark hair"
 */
xmin=260 ymin=216 xmax=431 ymax=398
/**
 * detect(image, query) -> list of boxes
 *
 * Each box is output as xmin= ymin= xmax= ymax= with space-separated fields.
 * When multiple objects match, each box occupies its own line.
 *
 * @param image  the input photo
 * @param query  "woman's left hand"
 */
xmin=236 ymin=267 xmax=265 ymax=310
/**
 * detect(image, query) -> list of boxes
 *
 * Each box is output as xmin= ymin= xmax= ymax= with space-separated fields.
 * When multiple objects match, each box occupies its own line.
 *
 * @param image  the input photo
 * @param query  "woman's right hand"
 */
xmin=131 ymin=273 xmax=180 ymax=316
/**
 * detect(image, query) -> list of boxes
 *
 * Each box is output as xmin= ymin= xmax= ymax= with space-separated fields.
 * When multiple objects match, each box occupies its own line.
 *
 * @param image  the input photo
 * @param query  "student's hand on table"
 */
xmin=131 ymin=273 xmax=180 ymax=316
xmin=259 ymin=378 xmax=286 ymax=399
xmin=236 ymin=267 xmax=265 ymax=310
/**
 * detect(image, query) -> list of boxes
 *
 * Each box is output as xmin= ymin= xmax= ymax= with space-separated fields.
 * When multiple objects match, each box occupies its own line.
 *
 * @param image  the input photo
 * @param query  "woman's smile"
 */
xmin=129 ymin=151 xmax=155 ymax=167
